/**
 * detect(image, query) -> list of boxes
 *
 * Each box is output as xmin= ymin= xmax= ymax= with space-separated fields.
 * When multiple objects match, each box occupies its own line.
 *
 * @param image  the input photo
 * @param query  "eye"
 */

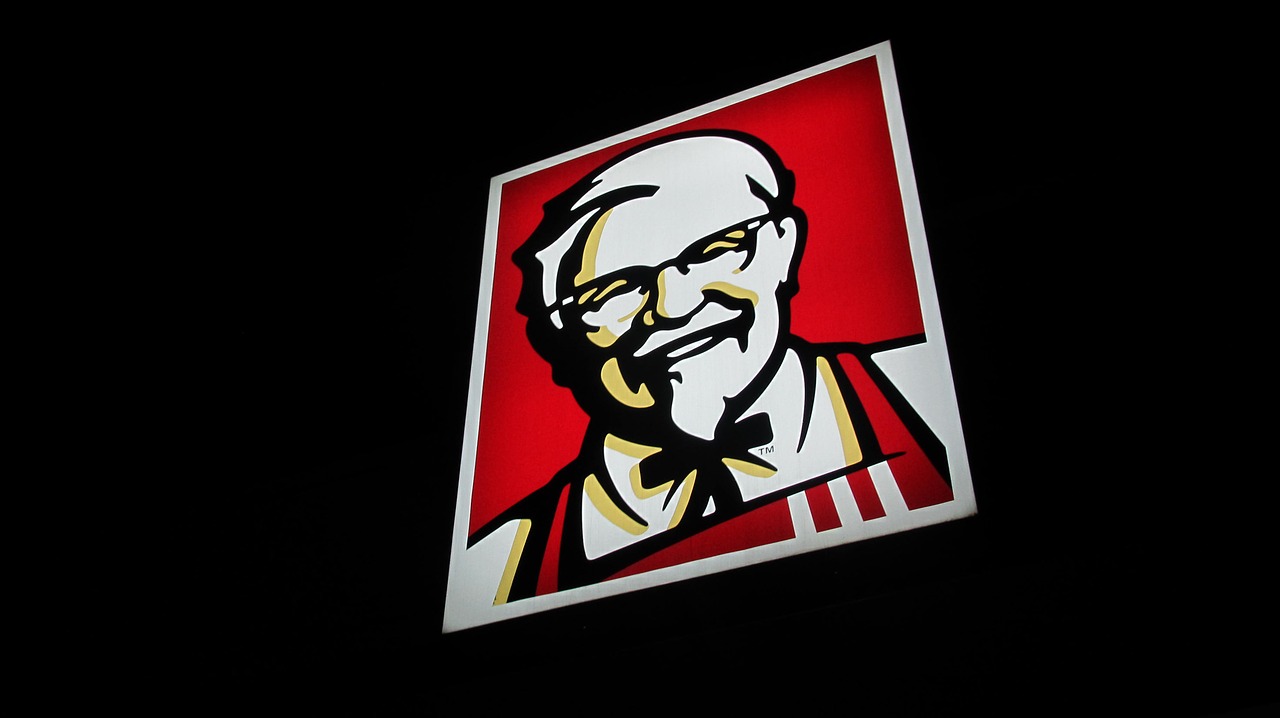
xmin=572 ymin=275 xmax=648 ymax=325
xmin=701 ymin=236 xmax=744 ymax=256
xmin=580 ymin=285 xmax=649 ymax=328
xmin=578 ymin=278 xmax=631 ymax=306
xmin=694 ymin=223 xmax=757 ymax=263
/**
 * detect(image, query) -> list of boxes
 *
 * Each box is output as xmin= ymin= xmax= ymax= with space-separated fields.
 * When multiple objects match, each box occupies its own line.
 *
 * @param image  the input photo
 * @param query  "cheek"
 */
xmin=711 ymin=264 xmax=784 ymax=314
xmin=580 ymin=290 xmax=648 ymax=346
xmin=745 ymin=225 xmax=796 ymax=288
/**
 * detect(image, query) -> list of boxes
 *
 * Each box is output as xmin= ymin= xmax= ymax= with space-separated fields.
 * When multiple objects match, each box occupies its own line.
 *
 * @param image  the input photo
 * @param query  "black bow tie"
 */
xmin=635 ymin=413 xmax=776 ymax=519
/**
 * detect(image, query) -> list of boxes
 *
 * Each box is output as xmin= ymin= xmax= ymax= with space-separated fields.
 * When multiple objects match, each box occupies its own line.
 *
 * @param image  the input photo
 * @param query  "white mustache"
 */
xmin=634 ymin=304 xmax=741 ymax=359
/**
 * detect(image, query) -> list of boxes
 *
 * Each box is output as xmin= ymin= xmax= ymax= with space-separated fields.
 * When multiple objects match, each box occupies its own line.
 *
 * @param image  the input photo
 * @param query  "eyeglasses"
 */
xmin=549 ymin=213 xmax=778 ymax=324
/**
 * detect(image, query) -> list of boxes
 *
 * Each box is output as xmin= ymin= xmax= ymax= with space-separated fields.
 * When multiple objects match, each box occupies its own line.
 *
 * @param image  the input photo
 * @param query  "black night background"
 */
xmin=187 ymin=16 xmax=1272 ymax=714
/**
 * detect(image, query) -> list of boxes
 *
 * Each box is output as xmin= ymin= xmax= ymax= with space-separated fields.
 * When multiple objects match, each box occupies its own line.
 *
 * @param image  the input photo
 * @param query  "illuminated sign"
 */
xmin=444 ymin=40 xmax=976 ymax=632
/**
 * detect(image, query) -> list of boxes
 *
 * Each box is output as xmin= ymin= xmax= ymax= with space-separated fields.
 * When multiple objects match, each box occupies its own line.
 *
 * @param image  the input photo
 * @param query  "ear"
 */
xmin=772 ymin=215 xmax=800 ymax=272
xmin=762 ymin=214 xmax=807 ymax=294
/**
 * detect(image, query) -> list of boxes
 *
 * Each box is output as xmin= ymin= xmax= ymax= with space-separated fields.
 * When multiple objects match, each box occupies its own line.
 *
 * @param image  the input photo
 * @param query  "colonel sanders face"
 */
xmin=515 ymin=132 xmax=806 ymax=441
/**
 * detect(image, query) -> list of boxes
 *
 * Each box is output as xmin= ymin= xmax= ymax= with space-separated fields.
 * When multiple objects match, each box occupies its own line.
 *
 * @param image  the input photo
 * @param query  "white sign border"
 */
xmin=443 ymin=40 xmax=976 ymax=633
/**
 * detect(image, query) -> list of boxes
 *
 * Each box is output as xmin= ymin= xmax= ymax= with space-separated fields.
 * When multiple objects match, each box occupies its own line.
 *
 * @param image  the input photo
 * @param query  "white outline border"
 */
xmin=443 ymin=40 xmax=975 ymax=633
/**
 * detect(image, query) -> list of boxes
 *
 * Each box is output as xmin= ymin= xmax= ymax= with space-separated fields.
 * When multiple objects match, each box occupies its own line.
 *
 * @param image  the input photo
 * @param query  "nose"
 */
xmin=651 ymin=264 xmax=704 ymax=322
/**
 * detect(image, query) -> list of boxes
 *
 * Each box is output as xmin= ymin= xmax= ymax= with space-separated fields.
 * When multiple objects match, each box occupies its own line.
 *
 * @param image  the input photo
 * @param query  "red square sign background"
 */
xmin=469 ymin=53 xmax=925 ymax=534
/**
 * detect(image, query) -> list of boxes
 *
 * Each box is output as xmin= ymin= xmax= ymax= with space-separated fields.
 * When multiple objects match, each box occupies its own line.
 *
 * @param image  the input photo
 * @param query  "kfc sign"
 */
xmin=444 ymin=41 xmax=977 ymax=632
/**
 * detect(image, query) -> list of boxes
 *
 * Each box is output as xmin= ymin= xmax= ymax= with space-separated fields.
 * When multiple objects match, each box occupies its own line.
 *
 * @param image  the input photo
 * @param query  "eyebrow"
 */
xmin=707 ymin=218 xmax=764 ymax=249
xmin=562 ymin=213 xmax=773 ymax=308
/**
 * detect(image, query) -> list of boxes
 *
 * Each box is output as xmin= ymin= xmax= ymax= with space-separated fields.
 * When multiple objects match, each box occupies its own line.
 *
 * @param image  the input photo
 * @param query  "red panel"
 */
xmin=838 ymin=355 xmax=954 ymax=510
xmin=470 ymin=53 xmax=927 ymax=537
xmin=846 ymin=470 xmax=887 ymax=521
xmin=535 ymin=483 xmax=571 ymax=597
xmin=806 ymin=482 xmax=843 ymax=533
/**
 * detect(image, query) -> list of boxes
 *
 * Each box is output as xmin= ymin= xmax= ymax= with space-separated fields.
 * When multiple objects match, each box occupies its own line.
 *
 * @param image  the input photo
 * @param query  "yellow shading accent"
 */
xmin=629 ymin=462 xmax=672 ymax=499
xmin=580 ymin=278 xmax=629 ymax=305
xmin=703 ymin=239 xmax=742 ymax=253
xmin=586 ymin=473 xmax=647 ymax=536
xmin=575 ymin=209 xmax=613 ymax=287
xmin=621 ymin=297 xmax=647 ymax=323
xmin=604 ymin=433 xmax=662 ymax=458
xmin=654 ymin=270 xmax=670 ymax=318
xmin=587 ymin=326 xmax=618 ymax=347
xmin=603 ymin=434 xmax=670 ymax=500
xmin=722 ymin=456 xmax=777 ymax=478
xmin=817 ymin=356 xmax=863 ymax=466
xmin=601 ymin=358 xmax=653 ymax=407
xmin=701 ymin=281 xmax=758 ymax=305
xmin=725 ymin=230 xmax=746 ymax=238
xmin=667 ymin=470 xmax=697 ymax=529
xmin=584 ymin=289 xmax=648 ymax=348
xmin=493 ymin=519 xmax=532 ymax=606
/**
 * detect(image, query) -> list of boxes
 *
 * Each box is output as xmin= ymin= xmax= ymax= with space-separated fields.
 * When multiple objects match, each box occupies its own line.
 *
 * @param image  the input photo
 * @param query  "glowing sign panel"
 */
xmin=444 ymin=41 xmax=976 ymax=632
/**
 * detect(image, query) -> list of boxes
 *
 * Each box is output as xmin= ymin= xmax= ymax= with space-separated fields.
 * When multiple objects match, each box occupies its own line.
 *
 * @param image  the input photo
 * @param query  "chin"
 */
xmin=667 ymin=345 xmax=762 ymax=433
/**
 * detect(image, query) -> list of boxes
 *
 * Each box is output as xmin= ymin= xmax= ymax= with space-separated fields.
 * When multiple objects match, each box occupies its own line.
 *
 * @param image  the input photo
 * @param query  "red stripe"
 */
xmin=846 ymin=469 xmax=886 ymax=520
xmin=838 ymin=354 xmax=954 ymax=510
xmin=536 ymin=483 xmax=571 ymax=597
xmin=805 ymin=482 xmax=843 ymax=532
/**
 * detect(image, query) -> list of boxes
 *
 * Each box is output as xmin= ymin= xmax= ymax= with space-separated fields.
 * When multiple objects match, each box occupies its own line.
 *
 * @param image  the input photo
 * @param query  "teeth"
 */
xmin=635 ymin=307 xmax=740 ymax=358
xmin=667 ymin=336 xmax=714 ymax=358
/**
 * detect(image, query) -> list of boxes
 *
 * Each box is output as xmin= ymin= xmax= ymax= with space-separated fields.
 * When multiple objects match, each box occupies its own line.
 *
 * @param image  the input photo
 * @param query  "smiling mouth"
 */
xmin=662 ymin=332 xmax=718 ymax=359
xmin=636 ymin=316 xmax=747 ymax=361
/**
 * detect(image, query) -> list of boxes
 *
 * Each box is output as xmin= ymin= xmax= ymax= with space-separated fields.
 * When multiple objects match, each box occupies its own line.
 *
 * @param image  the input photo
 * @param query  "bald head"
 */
xmin=514 ymin=130 xmax=807 ymax=438
xmin=518 ymin=130 xmax=800 ymax=321
xmin=570 ymin=134 xmax=782 ymax=271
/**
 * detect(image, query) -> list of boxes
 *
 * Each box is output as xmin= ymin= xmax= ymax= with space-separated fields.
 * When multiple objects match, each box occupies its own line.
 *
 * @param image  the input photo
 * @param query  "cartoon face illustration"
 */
xmin=514 ymin=132 xmax=805 ymax=443
xmin=445 ymin=43 xmax=976 ymax=633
